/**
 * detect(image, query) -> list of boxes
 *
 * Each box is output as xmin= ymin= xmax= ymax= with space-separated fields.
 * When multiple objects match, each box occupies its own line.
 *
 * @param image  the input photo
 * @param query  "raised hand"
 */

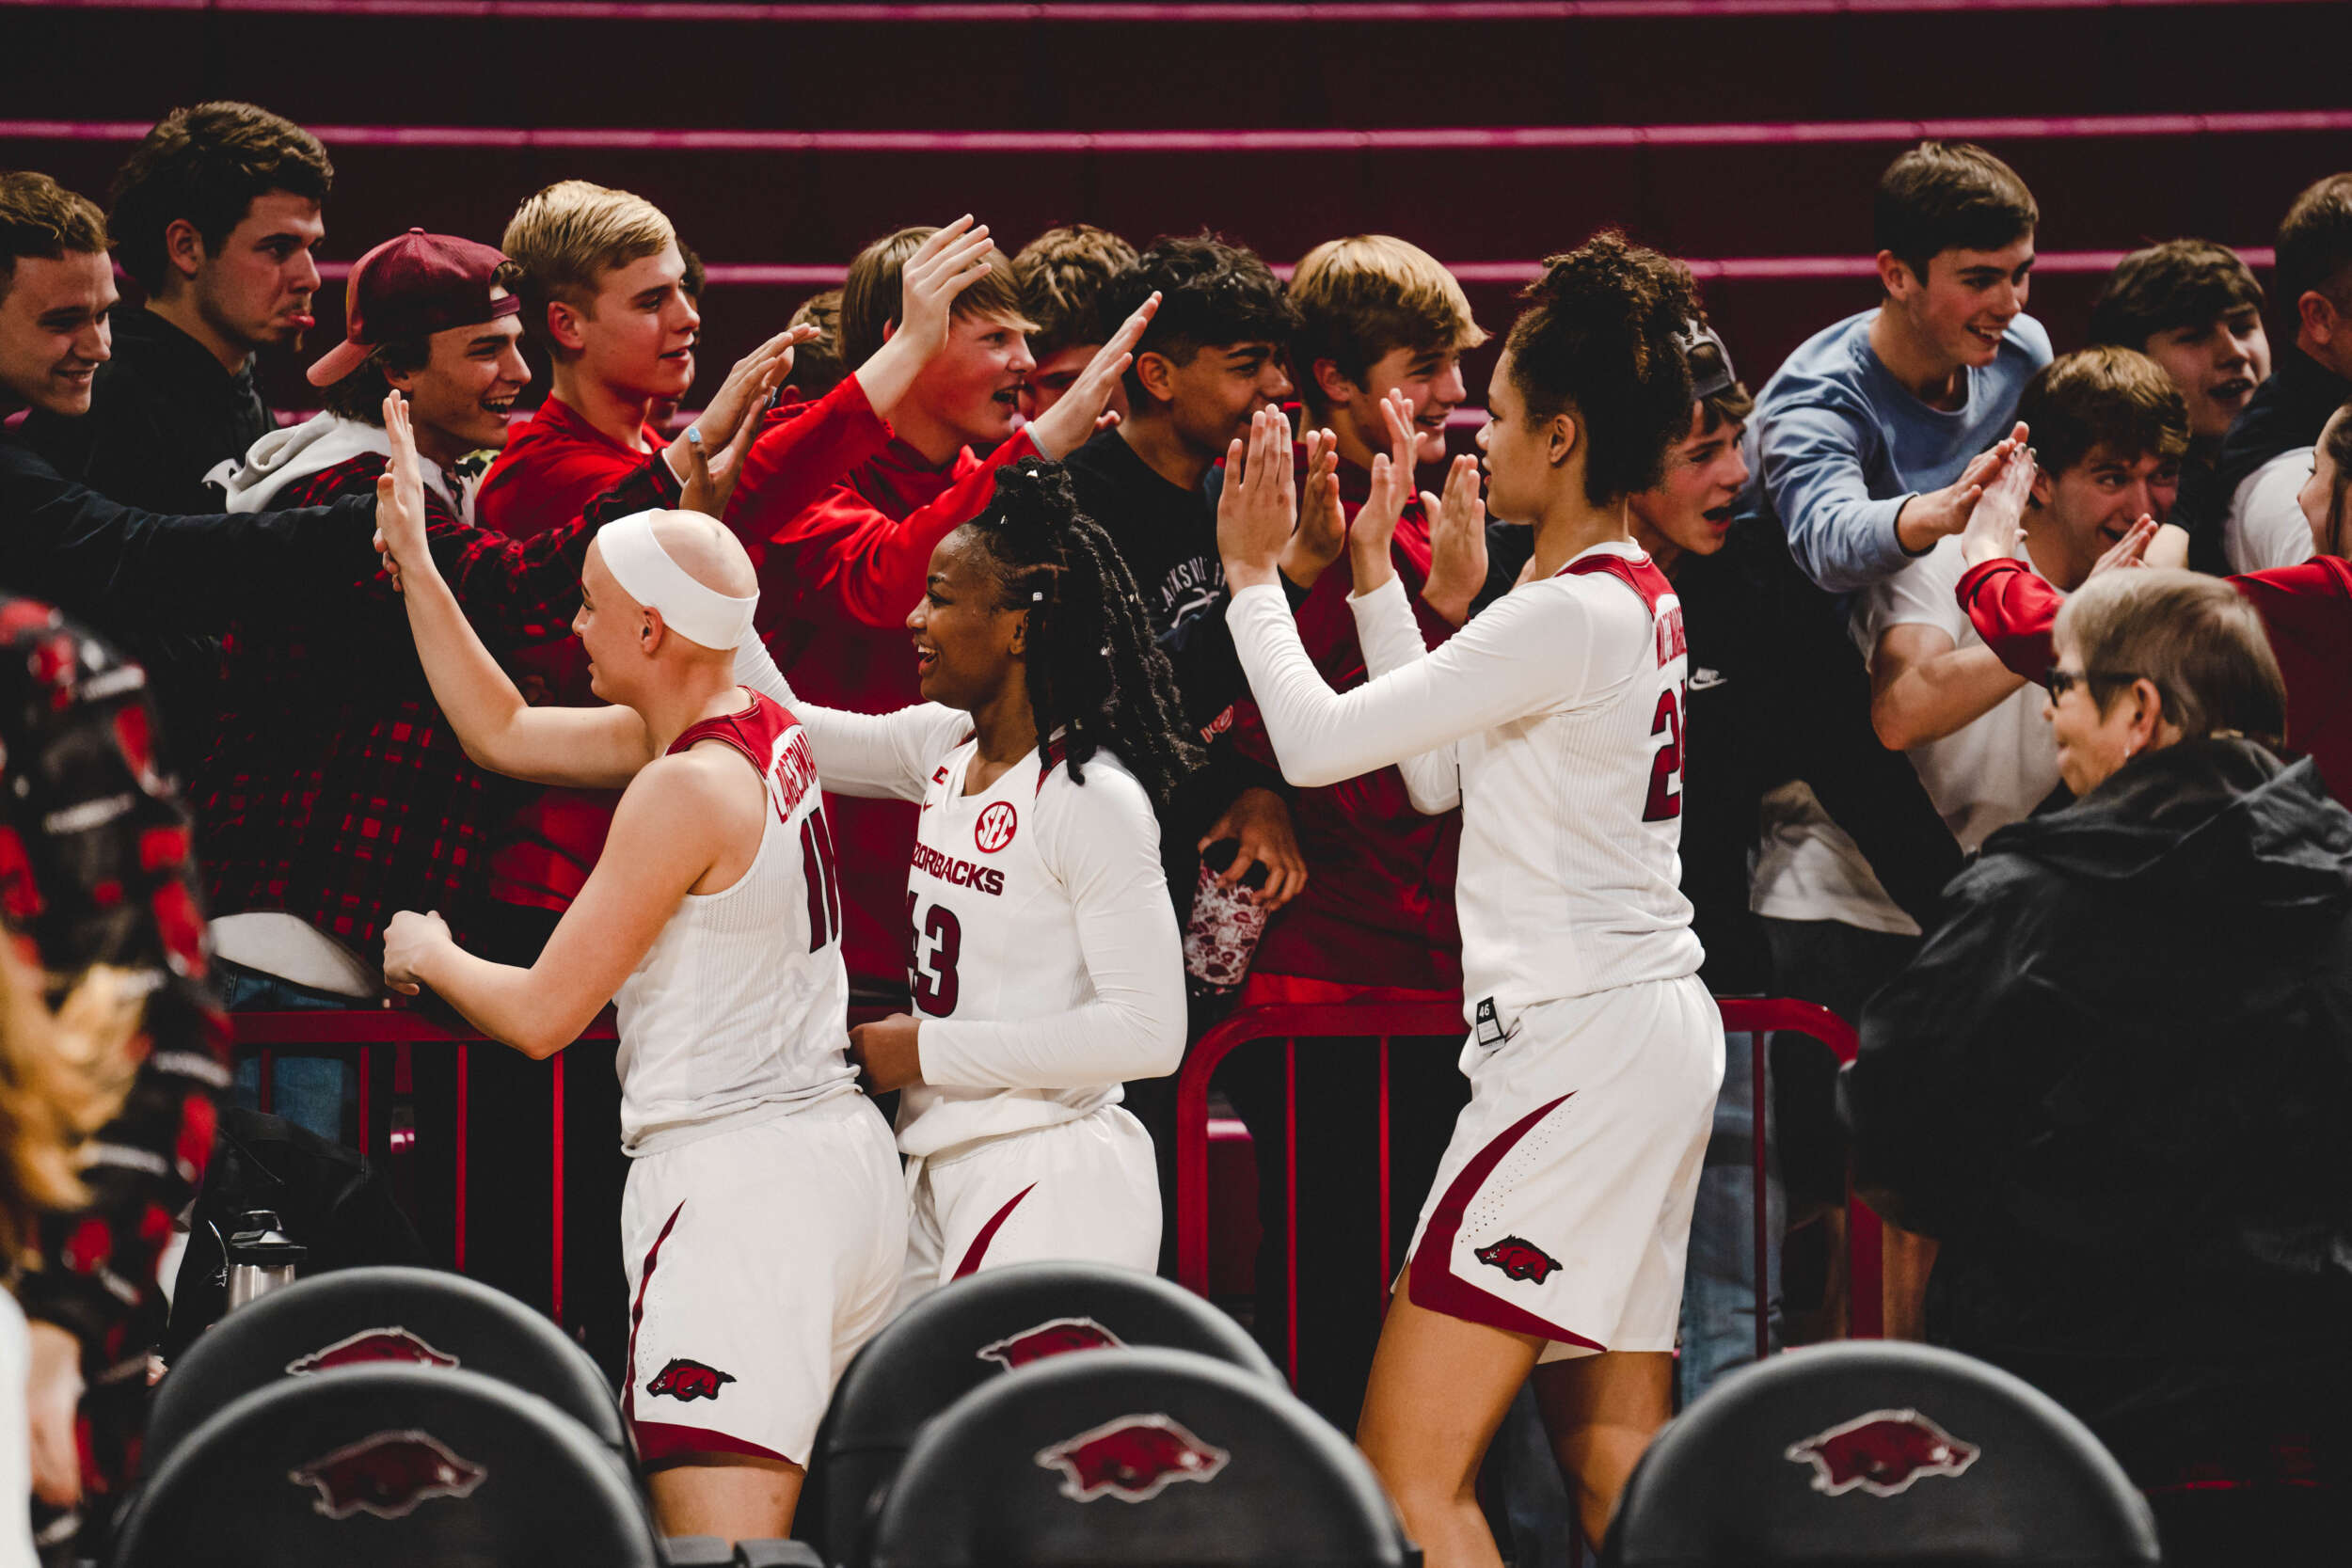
xmin=2088 ymin=514 xmax=2160 ymax=579
xmin=1025 ymin=291 xmax=1160 ymax=459
xmin=1907 ymin=420 xmax=2028 ymax=556
xmin=1958 ymin=436 xmax=2036 ymax=569
xmin=858 ymin=217 xmax=1003 ymax=416
xmin=1279 ymin=427 xmax=1346 ymax=590
xmin=373 ymin=390 xmax=433 ymax=594
xmin=1216 ymin=405 xmax=1298 ymax=591
xmin=677 ymin=337 xmax=798 ymax=517
xmin=1420 ymin=454 xmax=1488 ymax=626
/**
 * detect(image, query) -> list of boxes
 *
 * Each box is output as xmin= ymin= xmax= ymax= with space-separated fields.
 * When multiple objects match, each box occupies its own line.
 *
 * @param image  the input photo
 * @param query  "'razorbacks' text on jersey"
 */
xmin=613 ymin=691 xmax=857 ymax=1153
xmin=1230 ymin=540 xmax=1703 ymax=1022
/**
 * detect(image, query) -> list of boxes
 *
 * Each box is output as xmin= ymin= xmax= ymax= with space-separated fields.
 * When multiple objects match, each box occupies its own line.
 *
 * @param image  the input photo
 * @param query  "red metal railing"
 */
xmin=1172 ymin=997 xmax=1882 ymax=1384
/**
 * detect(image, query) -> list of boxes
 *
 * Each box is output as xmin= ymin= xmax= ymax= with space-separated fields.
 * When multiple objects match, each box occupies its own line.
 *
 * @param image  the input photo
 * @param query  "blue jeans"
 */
xmin=223 ymin=966 xmax=357 ymax=1144
xmin=1675 ymin=1030 xmax=1782 ymax=1408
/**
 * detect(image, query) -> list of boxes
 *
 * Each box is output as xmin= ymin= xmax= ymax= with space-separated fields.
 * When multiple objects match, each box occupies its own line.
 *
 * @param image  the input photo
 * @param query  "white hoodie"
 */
xmin=207 ymin=412 xmax=469 ymax=519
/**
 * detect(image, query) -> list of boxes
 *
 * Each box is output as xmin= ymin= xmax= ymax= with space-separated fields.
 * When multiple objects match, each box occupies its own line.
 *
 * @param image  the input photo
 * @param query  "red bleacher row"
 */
xmin=232 ymin=995 xmax=1882 ymax=1383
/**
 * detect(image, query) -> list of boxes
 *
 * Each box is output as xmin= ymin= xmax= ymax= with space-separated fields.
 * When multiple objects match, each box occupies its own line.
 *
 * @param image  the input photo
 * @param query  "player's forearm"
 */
xmin=919 ymin=997 xmax=1184 ymax=1089
xmin=401 ymin=562 xmax=537 ymax=775
xmin=412 ymin=942 xmax=592 ymax=1059
xmin=1870 ymin=646 xmax=2025 ymax=751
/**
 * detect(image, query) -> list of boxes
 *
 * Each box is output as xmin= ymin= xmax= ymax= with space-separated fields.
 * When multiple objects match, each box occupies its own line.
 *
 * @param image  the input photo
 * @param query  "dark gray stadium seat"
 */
xmin=144 ymin=1264 xmax=625 ymax=1479
xmin=1601 ymin=1340 xmax=2161 ymax=1566
xmin=803 ymin=1262 xmax=1278 ymax=1562
xmin=856 ymin=1346 xmax=1414 ymax=1568
xmin=110 ymin=1365 xmax=660 ymax=1567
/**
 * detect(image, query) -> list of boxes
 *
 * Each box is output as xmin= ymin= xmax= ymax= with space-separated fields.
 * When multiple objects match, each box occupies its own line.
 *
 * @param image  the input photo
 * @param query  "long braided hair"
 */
xmin=961 ymin=458 xmax=1203 ymax=808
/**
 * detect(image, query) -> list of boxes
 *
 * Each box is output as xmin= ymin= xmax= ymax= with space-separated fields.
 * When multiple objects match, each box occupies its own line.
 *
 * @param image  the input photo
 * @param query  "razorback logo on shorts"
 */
xmin=644 ymin=1357 xmax=737 ymax=1402
xmin=289 ymin=1429 xmax=487 ymax=1520
xmin=1034 ymin=1413 xmax=1229 ymax=1503
xmin=285 ymin=1327 xmax=460 ymax=1377
xmin=1475 ymin=1234 xmax=1562 ymax=1284
xmin=975 ymin=1316 xmax=1125 ymax=1371
xmin=1785 ymin=1408 xmax=1980 ymax=1497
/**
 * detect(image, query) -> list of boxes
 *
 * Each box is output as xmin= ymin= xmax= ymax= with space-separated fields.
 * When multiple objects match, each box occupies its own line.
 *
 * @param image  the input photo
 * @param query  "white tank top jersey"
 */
xmin=731 ymin=638 xmax=1187 ymax=1160
xmin=613 ymin=690 xmax=857 ymax=1155
xmin=1228 ymin=540 xmax=1704 ymax=1027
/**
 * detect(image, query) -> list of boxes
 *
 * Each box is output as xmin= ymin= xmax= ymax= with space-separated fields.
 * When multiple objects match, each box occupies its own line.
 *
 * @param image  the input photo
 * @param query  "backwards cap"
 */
xmin=308 ymin=228 xmax=518 ymax=387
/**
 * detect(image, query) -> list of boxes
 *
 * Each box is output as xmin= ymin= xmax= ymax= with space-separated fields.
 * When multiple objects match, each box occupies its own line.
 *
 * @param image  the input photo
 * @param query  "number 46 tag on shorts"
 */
xmin=1475 ymin=998 xmax=1510 ymax=1050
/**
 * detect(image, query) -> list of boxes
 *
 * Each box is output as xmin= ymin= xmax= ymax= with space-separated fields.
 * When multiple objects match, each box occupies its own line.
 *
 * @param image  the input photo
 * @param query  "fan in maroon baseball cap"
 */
xmin=308 ymin=228 xmax=521 ymax=386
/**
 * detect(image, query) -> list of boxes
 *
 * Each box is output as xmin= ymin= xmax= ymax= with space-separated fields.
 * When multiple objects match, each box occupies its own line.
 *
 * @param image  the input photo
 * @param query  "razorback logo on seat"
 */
xmin=289 ymin=1429 xmax=486 ymax=1520
xmin=284 ymin=1327 xmax=460 ymax=1377
xmin=1785 ymin=1408 xmax=1980 ymax=1497
xmin=645 ymin=1356 xmax=736 ymax=1402
xmin=1475 ymin=1234 xmax=1562 ymax=1285
xmin=1034 ymin=1413 xmax=1229 ymax=1503
xmin=975 ymin=1316 xmax=1125 ymax=1371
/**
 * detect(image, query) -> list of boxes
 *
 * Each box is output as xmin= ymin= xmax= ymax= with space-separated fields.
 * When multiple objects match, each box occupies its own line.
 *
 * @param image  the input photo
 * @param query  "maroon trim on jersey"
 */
xmin=953 ymin=1181 xmax=1038 ymax=1279
xmin=1406 ymin=1095 xmax=1608 ymax=1353
xmin=666 ymin=690 xmax=801 ymax=771
xmin=631 ymin=1419 xmax=789 ymax=1465
xmin=1036 ymin=735 xmax=1069 ymax=796
xmin=622 ymin=1199 xmax=687 ymax=1430
xmin=1558 ymin=549 xmax=1673 ymax=615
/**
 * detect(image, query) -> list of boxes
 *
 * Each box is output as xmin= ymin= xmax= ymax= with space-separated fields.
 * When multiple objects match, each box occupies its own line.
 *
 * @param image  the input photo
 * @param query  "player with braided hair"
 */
xmin=1220 ymin=232 xmax=1725 ymax=1561
xmin=732 ymin=453 xmax=1194 ymax=1310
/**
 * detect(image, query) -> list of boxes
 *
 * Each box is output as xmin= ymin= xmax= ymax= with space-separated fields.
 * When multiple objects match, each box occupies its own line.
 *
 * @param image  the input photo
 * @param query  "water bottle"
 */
xmin=1184 ymin=837 xmax=1272 ymax=995
xmin=224 ymin=1210 xmax=306 ymax=1311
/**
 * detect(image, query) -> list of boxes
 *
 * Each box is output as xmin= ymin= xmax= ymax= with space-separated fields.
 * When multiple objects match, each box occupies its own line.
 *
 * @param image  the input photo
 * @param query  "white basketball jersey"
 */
xmin=897 ymin=738 xmax=1135 ymax=1158
xmin=613 ymin=692 xmax=856 ymax=1155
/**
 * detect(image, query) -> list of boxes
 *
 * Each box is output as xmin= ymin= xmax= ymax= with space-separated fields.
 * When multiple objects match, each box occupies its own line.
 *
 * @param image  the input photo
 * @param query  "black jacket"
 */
xmin=1846 ymin=740 xmax=2352 ymax=1460
xmin=1478 ymin=519 xmax=1961 ymax=990
xmin=0 ymin=431 xmax=382 ymax=761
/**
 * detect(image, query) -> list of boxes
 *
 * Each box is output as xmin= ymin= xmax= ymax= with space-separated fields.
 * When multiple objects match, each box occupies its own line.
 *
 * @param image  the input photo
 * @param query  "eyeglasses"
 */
xmin=2042 ymin=667 xmax=2143 ymax=699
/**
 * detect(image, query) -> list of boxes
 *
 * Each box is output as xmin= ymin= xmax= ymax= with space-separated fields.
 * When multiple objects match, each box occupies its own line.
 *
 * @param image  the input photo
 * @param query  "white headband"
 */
xmin=596 ymin=510 xmax=757 ymax=652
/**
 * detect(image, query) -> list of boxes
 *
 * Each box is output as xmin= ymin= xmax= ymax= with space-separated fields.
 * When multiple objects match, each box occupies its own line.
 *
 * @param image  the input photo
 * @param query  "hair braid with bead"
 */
xmin=963 ymin=458 xmax=1202 ymax=808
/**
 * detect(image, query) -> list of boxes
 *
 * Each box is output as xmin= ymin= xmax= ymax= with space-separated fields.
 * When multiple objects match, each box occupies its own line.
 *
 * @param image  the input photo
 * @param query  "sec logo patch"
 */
xmin=976 ymin=801 xmax=1019 ymax=853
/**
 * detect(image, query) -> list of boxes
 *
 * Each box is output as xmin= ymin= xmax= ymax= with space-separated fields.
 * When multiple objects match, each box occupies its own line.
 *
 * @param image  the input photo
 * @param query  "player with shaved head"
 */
xmin=371 ymin=395 xmax=901 ymax=1544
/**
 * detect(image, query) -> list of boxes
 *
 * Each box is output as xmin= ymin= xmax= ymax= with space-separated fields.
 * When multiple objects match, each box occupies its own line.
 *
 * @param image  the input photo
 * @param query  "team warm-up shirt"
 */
xmin=731 ymin=640 xmax=1185 ymax=1157
xmin=613 ymin=690 xmax=856 ymax=1154
xmin=1228 ymin=540 xmax=1702 ymax=1024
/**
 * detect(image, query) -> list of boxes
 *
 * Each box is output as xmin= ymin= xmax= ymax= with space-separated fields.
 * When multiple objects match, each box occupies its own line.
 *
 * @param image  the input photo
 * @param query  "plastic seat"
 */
xmin=1601 ymin=1340 xmax=2161 ymax=1566
xmin=804 ymin=1262 xmax=1277 ymax=1561
xmin=858 ymin=1346 xmax=1413 ymax=1568
xmin=145 ymin=1264 xmax=625 ymax=1479
xmin=110 ymin=1365 xmax=660 ymax=1567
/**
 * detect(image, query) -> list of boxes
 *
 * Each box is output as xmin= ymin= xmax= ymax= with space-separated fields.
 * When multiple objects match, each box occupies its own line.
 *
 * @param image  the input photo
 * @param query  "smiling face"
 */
xmin=1145 ymin=338 xmax=1293 ymax=462
xmin=2032 ymin=440 xmax=2182 ymax=585
xmin=387 ymin=301 xmax=530 ymax=467
xmin=178 ymin=189 xmax=325 ymax=355
xmin=907 ymin=527 xmax=1025 ymax=713
xmin=909 ymin=313 xmax=1037 ymax=450
xmin=563 ymin=243 xmax=699 ymax=403
xmin=1629 ymin=402 xmax=1750 ymax=560
xmin=1891 ymin=240 xmax=2036 ymax=370
xmin=0 ymin=249 xmax=115 ymax=415
xmin=2140 ymin=304 xmax=2270 ymax=442
xmin=1321 ymin=341 xmax=1468 ymax=467
xmin=2043 ymin=631 xmax=2146 ymax=796
xmin=573 ymin=541 xmax=640 ymax=702
xmin=1476 ymin=347 xmax=1570 ymax=527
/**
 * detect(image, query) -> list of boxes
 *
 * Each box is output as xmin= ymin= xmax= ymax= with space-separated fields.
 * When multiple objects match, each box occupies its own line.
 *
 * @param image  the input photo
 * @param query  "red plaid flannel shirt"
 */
xmin=193 ymin=448 xmax=678 ymax=948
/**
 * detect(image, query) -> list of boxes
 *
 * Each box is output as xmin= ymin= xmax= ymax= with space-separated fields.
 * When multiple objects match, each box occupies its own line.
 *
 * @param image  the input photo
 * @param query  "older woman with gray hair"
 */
xmin=1846 ymin=567 xmax=2352 ymax=1567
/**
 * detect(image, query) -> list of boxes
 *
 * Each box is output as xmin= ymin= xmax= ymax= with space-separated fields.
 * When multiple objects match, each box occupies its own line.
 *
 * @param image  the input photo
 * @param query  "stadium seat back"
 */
xmin=145 ymin=1263 xmax=625 ymax=1477
xmin=806 ymin=1262 xmax=1278 ymax=1559
xmin=111 ymin=1364 xmax=660 ymax=1567
xmin=858 ymin=1346 xmax=1413 ymax=1568
xmin=1601 ymin=1340 xmax=2161 ymax=1567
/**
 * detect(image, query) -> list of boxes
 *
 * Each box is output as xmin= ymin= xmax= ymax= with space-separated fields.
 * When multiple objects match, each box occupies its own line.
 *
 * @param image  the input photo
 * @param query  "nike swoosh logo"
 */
xmin=1688 ymin=668 xmax=1728 ymax=691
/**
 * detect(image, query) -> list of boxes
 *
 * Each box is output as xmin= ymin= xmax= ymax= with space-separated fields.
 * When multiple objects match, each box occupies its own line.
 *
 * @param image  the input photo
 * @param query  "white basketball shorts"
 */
xmin=1404 ymin=973 xmax=1724 ymax=1363
xmin=621 ymin=1090 xmax=906 ymax=1466
xmin=895 ymin=1103 xmax=1161 ymax=1316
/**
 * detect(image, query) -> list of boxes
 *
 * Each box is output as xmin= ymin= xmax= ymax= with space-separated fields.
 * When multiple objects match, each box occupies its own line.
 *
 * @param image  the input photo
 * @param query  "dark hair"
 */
xmin=107 ymin=103 xmax=332 ymax=293
xmin=840 ymin=225 xmax=1032 ymax=369
xmin=2088 ymin=239 xmax=2265 ymax=349
xmin=1682 ymin=321 xmax=1755 ymax=436
xmin=0 ymin=172 xmax=108 ymax=301
xmin=2276 ymin=172 xmax=2352 ymax=310
xmin=1015 ymin=225 xmax=1139 ymax=362
xmin=787 ymin=287 xmax=846 ymax=401
xmin=2012 ymin=348 xmax=2190 ymax=479
xmin=1873 ymin=140 xmax=2038 ymax=285
xmin=318 ymin=339 xmax=431 ymax=423
xmin=1504 ymin=231 xmax=1702 ymax=506
xmin=1104 ymin=232 xmax=1300 ymax=405
xmin=2057 ymin=570 xmax=2286 ymax=750
xmin=959 ymin=459 xmax=1202 ymax=809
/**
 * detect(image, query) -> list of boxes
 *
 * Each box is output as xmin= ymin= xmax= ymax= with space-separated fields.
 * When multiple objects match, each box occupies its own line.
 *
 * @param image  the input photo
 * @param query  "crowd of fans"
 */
xmin=2 ymin=97 xmax=2351 ymax=1562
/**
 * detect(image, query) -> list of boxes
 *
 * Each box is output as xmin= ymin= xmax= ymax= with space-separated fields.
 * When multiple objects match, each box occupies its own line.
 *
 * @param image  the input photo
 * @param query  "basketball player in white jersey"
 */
xmin=1217 ymin=234 xmax=1725 ymax=1565
xmin=725 ymin=457 xmax=1193 ymax=1311
xmin=368 ymin=395 xmax=902 ymax=1543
